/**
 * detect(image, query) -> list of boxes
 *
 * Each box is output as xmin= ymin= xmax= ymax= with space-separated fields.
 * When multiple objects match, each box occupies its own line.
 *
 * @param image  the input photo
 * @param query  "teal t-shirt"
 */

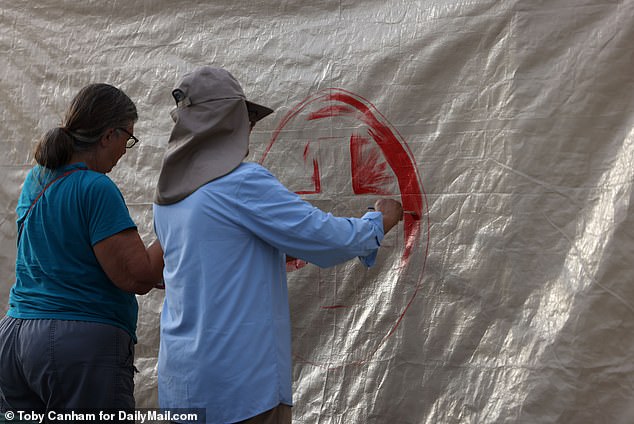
xmin=8 ymin=163 xmax=139 ymax=341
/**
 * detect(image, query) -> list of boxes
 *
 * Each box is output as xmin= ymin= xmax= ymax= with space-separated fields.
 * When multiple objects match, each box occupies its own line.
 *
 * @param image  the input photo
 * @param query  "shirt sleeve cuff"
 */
xmin=358 ymin=211 xmax=384 ymax=267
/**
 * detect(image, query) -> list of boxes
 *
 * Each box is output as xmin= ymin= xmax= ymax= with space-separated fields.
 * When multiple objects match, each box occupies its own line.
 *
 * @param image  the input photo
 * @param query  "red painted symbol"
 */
xmin=259 ymin=88 xmax=429 ymax=369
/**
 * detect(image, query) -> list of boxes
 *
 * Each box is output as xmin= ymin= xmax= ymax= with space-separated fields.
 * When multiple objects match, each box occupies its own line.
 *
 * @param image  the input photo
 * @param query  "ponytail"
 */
xmin=34 ymin=127 xmax=75 ymax=169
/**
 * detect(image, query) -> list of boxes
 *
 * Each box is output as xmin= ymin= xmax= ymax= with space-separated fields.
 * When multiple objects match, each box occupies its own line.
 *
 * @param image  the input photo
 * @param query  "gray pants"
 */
xmin=0 ymin=316 xmax=135 ymax=411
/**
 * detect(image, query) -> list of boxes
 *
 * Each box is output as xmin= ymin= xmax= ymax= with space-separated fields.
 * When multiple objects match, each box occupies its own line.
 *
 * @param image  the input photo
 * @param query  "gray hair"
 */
xmin=34 ymin=83 xmax=138 ymax=169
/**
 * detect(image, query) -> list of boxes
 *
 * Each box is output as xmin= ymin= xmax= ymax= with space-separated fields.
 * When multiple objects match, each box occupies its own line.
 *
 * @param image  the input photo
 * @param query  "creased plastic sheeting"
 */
xmin=1 ymin=0 xmax=633 ymax=423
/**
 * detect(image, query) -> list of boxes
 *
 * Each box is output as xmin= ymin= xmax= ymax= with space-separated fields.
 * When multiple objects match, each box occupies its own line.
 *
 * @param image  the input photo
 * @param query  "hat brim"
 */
xmin=246 ymin=101 xmax=274 ymax=122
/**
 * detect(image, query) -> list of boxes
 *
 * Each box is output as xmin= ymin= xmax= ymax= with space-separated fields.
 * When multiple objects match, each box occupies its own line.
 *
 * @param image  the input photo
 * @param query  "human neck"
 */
xmin=69 ymin=151 xmax=99 ymax=172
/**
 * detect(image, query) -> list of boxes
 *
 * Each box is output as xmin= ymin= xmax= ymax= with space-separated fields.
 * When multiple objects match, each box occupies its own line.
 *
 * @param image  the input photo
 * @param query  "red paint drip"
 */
xmin=286 ymin=258 xmax=308 ymax=272
xmin=312 ymin=159 xmax=321 ymax=193
xmin=302 ymin=142 xmax=310 ymax=161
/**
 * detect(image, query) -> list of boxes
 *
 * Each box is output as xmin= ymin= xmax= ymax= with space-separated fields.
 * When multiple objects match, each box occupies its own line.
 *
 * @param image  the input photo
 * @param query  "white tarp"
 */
xmin=1 ymin=0 xmax=633 ymax=422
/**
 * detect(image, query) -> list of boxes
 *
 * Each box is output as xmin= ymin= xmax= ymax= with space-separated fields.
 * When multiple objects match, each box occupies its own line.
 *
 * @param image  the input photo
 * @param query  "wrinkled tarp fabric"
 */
xmin=1 ymin=1 xmax=633 ymax=423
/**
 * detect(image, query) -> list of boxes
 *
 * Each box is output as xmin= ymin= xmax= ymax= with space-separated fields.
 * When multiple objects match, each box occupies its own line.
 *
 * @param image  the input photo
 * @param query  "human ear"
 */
xmin=99 ymin=128 xmax=115 ymax=147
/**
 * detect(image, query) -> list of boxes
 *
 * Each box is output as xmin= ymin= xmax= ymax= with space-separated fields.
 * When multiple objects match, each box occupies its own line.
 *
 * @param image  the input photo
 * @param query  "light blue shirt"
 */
xmin=153 ymin=162 xmax=384 ymax=423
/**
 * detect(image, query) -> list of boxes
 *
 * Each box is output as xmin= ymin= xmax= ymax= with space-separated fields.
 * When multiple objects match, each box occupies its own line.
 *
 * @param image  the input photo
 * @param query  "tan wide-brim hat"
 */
xmin=155 ymin=66 xmax=273 ymax=205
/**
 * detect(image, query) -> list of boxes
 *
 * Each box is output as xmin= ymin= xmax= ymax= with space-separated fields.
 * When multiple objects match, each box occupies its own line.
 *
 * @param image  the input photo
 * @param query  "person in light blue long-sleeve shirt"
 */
xmin=153 ymin=66 xmax=403 ymax=424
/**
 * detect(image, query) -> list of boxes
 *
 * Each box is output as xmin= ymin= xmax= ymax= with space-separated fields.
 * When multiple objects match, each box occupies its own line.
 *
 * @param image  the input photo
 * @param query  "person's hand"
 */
xmin=374 ymin=199 xmax=403 ymax=235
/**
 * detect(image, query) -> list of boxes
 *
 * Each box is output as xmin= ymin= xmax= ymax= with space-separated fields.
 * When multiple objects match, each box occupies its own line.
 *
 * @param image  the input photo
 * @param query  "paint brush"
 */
xmin=403 ymin=210 xmax=419 ymax=220
xmin=369 ymin=206 xmax=420 ymax=220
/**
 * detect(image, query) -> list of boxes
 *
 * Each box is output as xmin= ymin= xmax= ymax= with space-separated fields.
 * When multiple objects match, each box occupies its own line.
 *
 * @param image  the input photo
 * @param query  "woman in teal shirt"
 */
xmin=0 ymin=83 xmax=164 ymax=411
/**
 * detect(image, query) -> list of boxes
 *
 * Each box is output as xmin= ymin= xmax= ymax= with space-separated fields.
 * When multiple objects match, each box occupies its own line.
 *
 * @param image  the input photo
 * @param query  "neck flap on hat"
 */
xmin=155 ymin=67 xmax=251 ymax=205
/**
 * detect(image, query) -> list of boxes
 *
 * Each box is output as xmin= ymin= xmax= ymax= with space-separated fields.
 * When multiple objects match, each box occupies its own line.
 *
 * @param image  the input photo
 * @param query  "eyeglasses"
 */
xmin=117 ymin=128 xmax=139 ymax=149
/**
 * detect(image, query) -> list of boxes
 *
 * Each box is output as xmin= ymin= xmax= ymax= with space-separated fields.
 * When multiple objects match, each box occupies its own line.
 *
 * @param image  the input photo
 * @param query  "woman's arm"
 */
xmin=93 ymin=228 xmax=164 ymax=294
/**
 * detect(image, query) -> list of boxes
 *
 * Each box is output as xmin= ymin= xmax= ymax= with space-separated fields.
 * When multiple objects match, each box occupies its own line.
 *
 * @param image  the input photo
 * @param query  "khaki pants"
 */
xmin=235 ymin=404 xmax=292 ymax=424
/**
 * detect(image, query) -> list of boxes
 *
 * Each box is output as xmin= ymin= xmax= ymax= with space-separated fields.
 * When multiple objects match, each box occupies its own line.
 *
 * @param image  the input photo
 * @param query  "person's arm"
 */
xmin=236 ymin=165 xmax=403 ymax=268
xmin=93 ymin=228 xmax=164 ymax=295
